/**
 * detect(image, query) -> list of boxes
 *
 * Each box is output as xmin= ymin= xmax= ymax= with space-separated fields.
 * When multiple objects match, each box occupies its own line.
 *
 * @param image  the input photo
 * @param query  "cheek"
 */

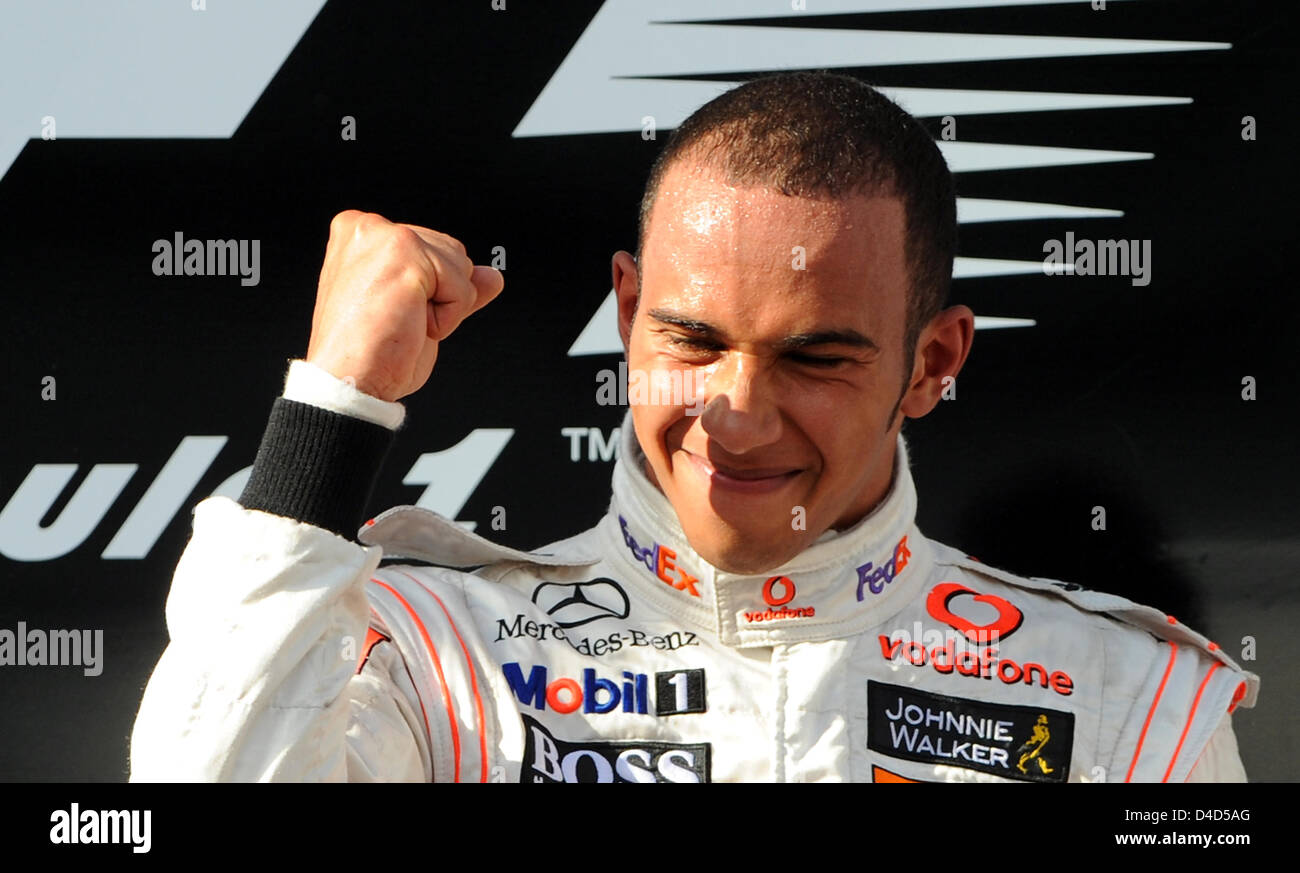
xmin=626 ymin=366 xmax=693 ymax=462
xmin=779 ymin=373 xmax=868 ymax=428
xmin=782 ymin=377 xmax=887 ymax=464
xmin=631 ymin=346 xmax=711 ymax=426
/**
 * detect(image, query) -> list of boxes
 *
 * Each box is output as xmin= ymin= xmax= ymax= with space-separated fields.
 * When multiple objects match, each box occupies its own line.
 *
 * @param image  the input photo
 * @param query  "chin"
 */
xmin=686 ymin=522 xmax=807 ymax=576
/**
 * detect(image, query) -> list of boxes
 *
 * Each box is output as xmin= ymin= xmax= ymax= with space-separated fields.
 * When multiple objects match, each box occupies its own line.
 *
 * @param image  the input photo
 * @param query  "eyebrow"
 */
xmin=647 ymin=308 xmax=879 ymax=353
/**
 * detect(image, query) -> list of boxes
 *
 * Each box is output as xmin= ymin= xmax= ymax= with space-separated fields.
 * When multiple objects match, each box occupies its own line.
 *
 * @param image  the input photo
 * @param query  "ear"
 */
xmin=899 ymin=304 xmax=975 ymax=420
xmin=611 ymin=250 xmax=640 ymax=354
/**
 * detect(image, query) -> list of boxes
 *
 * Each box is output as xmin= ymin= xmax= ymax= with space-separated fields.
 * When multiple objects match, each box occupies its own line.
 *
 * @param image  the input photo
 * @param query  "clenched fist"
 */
xmin=305 ymin=210 xmax=505 ymax=402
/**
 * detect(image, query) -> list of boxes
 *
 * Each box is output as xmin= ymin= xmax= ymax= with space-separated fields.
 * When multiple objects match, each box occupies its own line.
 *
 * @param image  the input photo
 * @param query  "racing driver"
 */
xmin=130 ymin=71 xmax=1257 ymax=783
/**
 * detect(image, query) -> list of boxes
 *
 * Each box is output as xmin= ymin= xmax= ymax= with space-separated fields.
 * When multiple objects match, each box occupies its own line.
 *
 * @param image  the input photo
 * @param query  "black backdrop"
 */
xmin=0 ymin=0 xmax=1295 ymax=781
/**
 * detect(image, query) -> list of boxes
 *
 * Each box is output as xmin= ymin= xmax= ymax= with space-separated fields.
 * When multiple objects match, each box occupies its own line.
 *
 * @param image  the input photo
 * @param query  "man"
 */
xmin=130 ymin=71 xmax=1256 ymax=782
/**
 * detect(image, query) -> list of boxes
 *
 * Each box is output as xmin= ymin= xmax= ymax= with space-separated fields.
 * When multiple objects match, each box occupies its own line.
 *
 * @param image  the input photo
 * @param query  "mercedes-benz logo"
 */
xmin=532 ymin=578 xmax=631 ymax=628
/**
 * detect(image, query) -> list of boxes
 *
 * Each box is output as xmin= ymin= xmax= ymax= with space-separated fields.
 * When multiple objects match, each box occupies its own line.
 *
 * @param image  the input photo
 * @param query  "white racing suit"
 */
xmin=130 ymin=362 xmax=1258 ymax=783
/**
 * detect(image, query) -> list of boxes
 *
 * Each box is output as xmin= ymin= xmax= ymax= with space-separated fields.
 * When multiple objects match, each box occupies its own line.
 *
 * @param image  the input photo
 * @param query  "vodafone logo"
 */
xmin=763 ymin=575 xmax=796 ymax=607
xmin=926 ymin=582 xmax=1023 ymax=645
xmin=880 ymin=583 xmax=1074 ymax=697
xmin=743 ymin=575 xmax=814 ymax=624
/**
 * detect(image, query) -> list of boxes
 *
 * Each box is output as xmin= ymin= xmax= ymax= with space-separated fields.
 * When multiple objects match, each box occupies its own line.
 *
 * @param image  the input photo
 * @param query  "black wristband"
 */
xmin=238 ymin=397 xmax=396 ymax=539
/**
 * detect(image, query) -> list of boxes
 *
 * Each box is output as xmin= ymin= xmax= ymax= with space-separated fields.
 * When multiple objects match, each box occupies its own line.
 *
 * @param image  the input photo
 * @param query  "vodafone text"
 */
xmin=879 ymin=625 xmax=1075 ymax=696
xmin=50 ymin=804 xmax=150 ymax=853
xmin=743 ymin=574 xmax=814 ymax=623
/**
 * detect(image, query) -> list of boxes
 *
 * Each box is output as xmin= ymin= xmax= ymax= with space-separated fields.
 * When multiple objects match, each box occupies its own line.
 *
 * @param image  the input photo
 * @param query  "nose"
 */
xmin=697 ymin=353 xmax=782 ymax=455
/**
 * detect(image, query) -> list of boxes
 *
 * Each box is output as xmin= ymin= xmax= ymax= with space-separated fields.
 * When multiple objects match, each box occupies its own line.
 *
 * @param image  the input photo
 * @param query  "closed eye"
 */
xmin=665 ymin=335 xmax=722 ymax=352
xmin=787 ymin=353 xmax=848 ymax=368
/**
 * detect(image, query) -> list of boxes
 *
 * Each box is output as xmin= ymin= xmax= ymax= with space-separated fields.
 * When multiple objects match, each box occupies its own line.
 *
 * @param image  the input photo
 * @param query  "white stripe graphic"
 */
xmin=567 ymin=281 xmax=1049 ymax=356
xmin=958 ymin=198 xmax=1122 ymax=224
xmin=643 ymin=0 xmax=1133 ymax=19
xmin=514 ymin=0 xmax=1226 ymax=138
xmin=0 ymin=0 xmax=326 ymax=182
xmin=536 ymin=0 xmax=1215 ymax=347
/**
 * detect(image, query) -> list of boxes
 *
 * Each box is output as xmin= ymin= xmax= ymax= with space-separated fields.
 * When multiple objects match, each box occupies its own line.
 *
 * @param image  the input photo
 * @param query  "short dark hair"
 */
xmin=636 ymin=70 xmax=956 ymax=363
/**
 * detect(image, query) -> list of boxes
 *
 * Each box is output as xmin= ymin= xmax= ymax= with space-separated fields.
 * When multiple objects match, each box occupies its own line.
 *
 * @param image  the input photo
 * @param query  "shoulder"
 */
xmin=923 ymin=539 xmax=1256 ymax=781
xmin=358 ymin=504 xmax=603 ymax=571
xmin=356 ymin=503 xmax=609 ymax=633
xmin=929 ymin=539 xmax=1253 ymax=692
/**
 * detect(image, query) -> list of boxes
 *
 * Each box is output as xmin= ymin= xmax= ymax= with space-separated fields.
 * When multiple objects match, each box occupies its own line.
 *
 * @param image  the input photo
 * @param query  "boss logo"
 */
xmin=521 ymin=716 xmax=711 ymax=783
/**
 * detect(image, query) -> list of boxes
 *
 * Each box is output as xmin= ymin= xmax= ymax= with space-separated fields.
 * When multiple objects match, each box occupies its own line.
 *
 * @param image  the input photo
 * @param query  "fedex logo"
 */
xmin=619 ymin=516 xmax=700 ymax=597
xmin=856 ymin=536 xmax=912 ymax=601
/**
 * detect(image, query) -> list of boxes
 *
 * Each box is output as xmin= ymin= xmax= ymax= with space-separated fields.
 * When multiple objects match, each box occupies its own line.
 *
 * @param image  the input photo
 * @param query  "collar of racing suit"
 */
xmin=603 ymin=414 xmax=931 ymax=649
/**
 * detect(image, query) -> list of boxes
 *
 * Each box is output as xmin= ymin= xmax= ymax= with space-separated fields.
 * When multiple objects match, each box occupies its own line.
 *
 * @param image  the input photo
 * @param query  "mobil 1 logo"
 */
xmin=521 ymin=716 xmax=711 ymax=783
xmin=504 ymin=663 xmax=706 ymax=717
xmin=657 ymin=668 xmax=706 ymax=715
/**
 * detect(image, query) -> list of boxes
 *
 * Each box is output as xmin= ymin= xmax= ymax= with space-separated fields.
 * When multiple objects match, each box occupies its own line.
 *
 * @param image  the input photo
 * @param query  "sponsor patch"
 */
xmin=531 ymin=578 xmax=630 ymax=628
xmin=855 ymin=536 xmax=912 ymax=600
xmin=867 ymin=680 xmax=1073 ymax=784
xmin=926 ymin=582 xmax=1023 ymax=643
xmin=504 ymin=663 xmax=707 ymax=717
xmin=876 ymin=631 xmax=1075 ymax=697
xmin=871 ymin=765 xmax=926 ymax=783
xmin=495 ymin=613 xmax=700 ymax=658
xmin=742 ymin=575 xmax=815 ymax=624
xmin=655 ymin=668 xmax=706 ymax=716
xmin=877 ymin=582 xmax=1075 ymax=697
xmin=521 ymin=715 xmax=711 ymax=783
xmin=619 ymin=516 xmax=700 ymax=597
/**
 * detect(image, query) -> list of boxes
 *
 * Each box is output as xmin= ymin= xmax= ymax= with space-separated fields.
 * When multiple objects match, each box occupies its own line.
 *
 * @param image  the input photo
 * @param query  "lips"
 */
xmin=683 ymin=450 xmax=803 ymax=495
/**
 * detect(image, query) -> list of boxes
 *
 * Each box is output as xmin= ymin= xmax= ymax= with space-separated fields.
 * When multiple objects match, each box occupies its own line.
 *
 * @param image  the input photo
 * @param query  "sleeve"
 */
xmin=1115 ymin=639 xmax=1254 ymax=783
xmin=1184 ymin=714 xmax=1248 ymax=783
xmin=281 ymin=359 xmax=407 ymax=431
xmin=238 ymin=360 xmax=404 ymax=539
xmin=129 ymin=499 xmax=430 ymax=781
xmin=129 ymin=361 xmax=429 ymax=781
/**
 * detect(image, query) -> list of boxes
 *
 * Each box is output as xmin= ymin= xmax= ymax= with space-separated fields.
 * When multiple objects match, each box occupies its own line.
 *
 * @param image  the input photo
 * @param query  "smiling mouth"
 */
xmin=683 ymin=451 xmax=803 ymax=495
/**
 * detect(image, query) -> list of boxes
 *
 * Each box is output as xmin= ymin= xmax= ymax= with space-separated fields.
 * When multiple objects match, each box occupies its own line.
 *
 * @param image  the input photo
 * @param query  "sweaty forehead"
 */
xmin=640 ymin=162 xmax=910 ymax=333
xmin=646 ymin=162 xmax=868 ymax=257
